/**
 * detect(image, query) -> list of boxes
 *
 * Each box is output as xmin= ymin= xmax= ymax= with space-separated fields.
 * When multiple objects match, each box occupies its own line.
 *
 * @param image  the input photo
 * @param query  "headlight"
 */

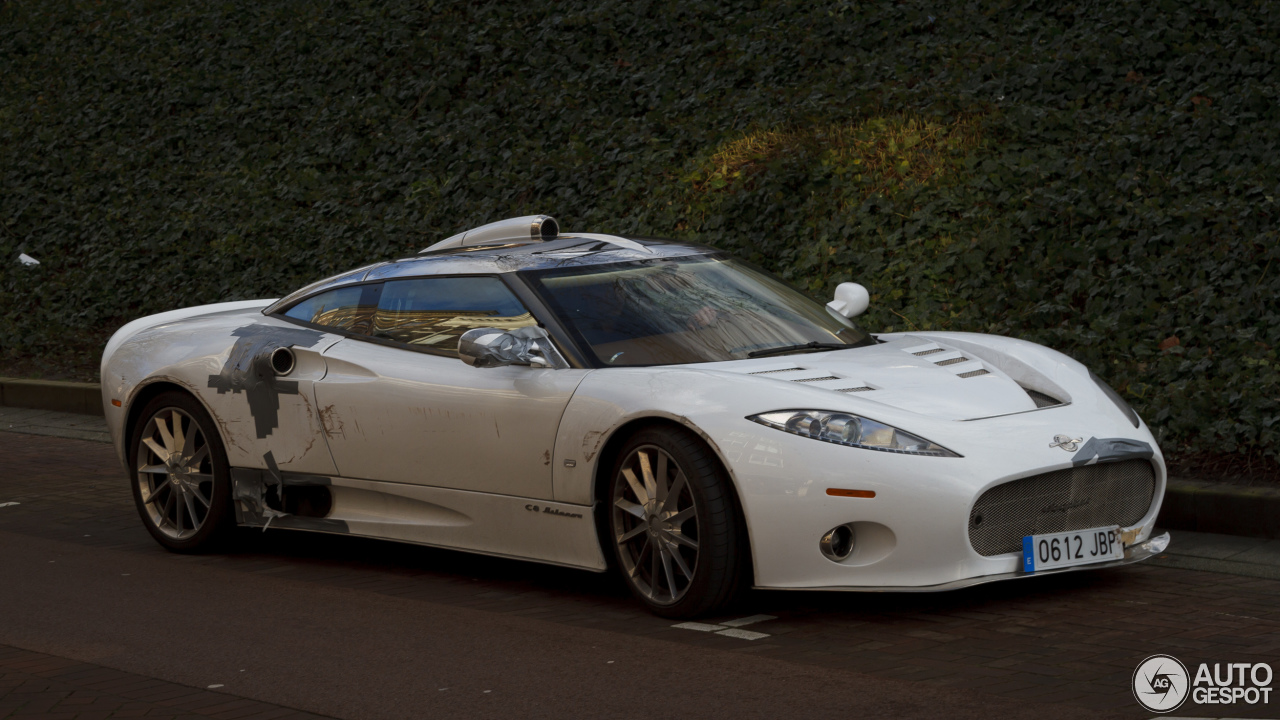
xmin=748 ymin=410 xmax=960 ymax=457
xmin=1090 ymin=371 xmax=1140 ymax=428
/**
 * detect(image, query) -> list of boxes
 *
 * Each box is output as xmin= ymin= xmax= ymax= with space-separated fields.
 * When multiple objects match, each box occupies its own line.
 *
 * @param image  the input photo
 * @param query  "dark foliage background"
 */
xmin=1 ymin=0 xmax=1276 ymax=465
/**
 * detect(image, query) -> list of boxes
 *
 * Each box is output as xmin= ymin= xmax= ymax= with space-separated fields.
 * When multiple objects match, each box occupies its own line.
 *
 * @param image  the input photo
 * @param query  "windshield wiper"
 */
xmin=747 ymin=341 xmax=851 ymax=358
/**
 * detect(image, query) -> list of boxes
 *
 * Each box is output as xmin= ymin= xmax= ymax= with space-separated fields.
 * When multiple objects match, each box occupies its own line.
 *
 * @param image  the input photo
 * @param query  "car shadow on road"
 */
xmin=217 ymin=524 xmax=1143 ymax=626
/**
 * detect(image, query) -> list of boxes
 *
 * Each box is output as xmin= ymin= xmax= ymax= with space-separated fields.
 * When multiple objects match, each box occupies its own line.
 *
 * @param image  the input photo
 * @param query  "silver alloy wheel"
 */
xmin=135 ymin=408 xmax=215 ymax=540
xmin=612 ymin=444 xmax=699 ymax=605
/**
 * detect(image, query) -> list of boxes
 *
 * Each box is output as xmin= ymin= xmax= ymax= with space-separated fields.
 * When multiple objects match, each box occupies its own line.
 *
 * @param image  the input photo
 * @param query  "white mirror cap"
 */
xmin=827 ymin=282 xmax=870 ymax=318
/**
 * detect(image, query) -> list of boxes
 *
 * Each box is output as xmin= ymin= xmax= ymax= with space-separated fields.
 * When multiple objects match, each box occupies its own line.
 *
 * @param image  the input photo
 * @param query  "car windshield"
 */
xmin=524 ymin=255 xmax=873 ymax=366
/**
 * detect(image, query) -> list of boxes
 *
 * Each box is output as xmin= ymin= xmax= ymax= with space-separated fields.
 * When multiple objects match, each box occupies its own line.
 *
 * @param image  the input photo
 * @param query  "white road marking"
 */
xmin=0 ymin=502 xmax=20 ymax=508
xmin=672 ymin=621 xmax=725 ymax=632
xmin=720 ymin=614 xmax=775 ymax=627
xmin=673 ymin=615 xmax=776 ymax=640
xmin=208 ymin=684 xmax=223 ymax=689
xmin=716 ymin=628 xmax=770 ymax=641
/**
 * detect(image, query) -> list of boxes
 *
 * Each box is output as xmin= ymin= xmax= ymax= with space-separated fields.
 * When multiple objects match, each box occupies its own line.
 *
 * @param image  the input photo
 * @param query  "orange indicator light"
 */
xmin=826 ymin=488 xmax=875 ymax=498
xmin=111 ymin=399 xmax=122 ymax=407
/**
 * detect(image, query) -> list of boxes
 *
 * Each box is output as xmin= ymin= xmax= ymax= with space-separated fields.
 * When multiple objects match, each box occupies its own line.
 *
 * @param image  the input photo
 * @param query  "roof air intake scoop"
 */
xmin=421 ymin=215 xmax=559 ymax=254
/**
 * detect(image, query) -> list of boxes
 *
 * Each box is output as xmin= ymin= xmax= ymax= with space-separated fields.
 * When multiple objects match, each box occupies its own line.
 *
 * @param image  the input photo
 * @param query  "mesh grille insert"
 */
xmin=749 ymin=368 xmax=804 ymax=375
xmin=935 ymin=356 xmax=969 ymax=366
xmin=958 ymin=369 xmax=990 ymax=378
xmin=838 ymin=386 xmax=875 ymax=393
xmin=913 ymin=348 xmax=946 ymax=356
xmin=1026 ymin=389 xmax=1062 ymax=407
xmin=791 ymin=375 xmax=840 ymax=383
xmin=967 ymin=460 xmax=1156 ymax=556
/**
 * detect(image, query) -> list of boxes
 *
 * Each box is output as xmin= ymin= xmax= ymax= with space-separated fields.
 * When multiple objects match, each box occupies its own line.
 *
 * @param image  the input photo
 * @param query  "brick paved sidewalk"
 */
xmin=0 ymin=408 xmax=108 ymax=444
xmin=0 ymin=645 xmax=327 ymax=720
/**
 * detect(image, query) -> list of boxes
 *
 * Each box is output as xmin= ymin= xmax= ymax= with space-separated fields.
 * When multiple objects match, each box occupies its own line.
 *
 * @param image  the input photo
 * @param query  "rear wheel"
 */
xmin=608 ymin=426 xmax=746 ymax=618
xmin=128 ymin=391 xmax=234 ymax=552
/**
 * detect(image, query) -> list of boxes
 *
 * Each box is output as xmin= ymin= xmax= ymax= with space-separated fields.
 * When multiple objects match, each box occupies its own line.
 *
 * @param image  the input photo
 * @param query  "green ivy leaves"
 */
xmin=0 ymin=0 xmax=1277 ymax=462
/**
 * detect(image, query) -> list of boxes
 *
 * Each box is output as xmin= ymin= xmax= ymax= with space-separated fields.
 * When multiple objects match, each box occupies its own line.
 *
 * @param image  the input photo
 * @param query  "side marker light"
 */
xmin=826 ymin=488 xmax=876 ymax=498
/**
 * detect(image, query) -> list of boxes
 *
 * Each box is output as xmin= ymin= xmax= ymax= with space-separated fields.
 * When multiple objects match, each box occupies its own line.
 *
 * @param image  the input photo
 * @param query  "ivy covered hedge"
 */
xmin=1 ymin=0 xmax=1277 ymax=464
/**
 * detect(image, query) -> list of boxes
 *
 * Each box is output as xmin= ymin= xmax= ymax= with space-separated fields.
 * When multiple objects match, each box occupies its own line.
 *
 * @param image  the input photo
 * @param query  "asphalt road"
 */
xmin=2 ymin=431 xmax=1278 ymax=719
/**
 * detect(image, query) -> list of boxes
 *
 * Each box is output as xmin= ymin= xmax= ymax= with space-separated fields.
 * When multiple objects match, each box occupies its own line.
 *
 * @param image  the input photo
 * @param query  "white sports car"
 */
xmin=101 ymin=215 xmax=1170 ymax=617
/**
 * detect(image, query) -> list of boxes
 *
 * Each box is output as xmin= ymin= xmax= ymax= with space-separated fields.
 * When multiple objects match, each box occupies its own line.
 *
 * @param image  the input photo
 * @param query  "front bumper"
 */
xmin=758 ymin=532 xmax=1171 ymax=592
xmin=719 ymin=400 xmax=1166 ymax=590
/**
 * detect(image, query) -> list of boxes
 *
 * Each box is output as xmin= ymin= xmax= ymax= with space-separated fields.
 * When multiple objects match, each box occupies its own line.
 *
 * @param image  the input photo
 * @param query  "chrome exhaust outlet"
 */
xmin=270 ymin=346 xmax=296 ymax=377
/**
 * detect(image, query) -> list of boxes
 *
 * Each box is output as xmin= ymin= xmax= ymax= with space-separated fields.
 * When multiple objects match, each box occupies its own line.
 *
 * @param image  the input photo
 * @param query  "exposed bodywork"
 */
xmin=103 ymin=221 xmax=1168 ymax=599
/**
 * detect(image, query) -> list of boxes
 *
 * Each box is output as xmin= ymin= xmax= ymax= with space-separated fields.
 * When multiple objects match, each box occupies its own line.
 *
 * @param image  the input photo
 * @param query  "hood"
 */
xmin=695 ymin=334 xmax=1071 ymax=421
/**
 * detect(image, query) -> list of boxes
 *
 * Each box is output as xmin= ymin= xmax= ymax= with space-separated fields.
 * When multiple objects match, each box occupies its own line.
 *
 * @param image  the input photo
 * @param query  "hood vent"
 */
xmin=904 ymin=342 xmax=991 ymax=378
xmin=1025 ymin=389 xmax=1063 ymax=407
xmin=741 ymin=364 xmax=876 ymax=391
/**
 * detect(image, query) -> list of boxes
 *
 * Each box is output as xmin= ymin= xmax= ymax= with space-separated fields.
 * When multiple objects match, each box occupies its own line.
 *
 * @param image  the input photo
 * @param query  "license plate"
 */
xmin=1022 ymin=525 xmax=1124 ymax=572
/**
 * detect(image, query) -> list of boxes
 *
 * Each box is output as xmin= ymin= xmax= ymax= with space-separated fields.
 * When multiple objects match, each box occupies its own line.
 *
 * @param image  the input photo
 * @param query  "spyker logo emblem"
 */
xmin=1050 ymin=434 xmax=1082 ymax=452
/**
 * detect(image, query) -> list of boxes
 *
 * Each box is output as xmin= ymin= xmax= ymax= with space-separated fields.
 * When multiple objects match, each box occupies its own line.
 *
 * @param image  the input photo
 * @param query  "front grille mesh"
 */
xmin=968 ymin=460 xmax=1157 ymax=556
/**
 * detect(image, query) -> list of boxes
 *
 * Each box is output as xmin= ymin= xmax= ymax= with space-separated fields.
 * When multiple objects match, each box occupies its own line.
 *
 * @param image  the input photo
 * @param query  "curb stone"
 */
xmin=1 ymin=378 xmax=1276 ymax=539
xmin=1159 ymin=479 xmax=1280 ymax=540
xmin=0 ymin=376 xmax=103 ymax=416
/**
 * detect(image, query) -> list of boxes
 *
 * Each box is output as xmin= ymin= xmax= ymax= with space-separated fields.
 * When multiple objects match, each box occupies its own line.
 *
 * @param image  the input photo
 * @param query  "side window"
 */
xmin=370 ymin=276 xmax=536 ymax=353
xmin=282 ymin=284 xmax=381 ymax=333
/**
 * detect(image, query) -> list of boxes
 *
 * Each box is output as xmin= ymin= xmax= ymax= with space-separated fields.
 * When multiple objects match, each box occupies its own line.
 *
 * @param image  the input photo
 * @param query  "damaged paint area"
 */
xmin=231 ymin=451 xmax=348 ymax=533
xmin=207 ymin=324 xmax=326 ymax=439
xmin=1071 ymin=437 xmax=1155 ymax=466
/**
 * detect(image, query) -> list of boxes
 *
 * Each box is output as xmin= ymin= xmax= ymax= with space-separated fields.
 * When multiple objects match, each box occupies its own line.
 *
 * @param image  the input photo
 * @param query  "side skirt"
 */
xmin=231 ymin=467 xmax=608 ymax=572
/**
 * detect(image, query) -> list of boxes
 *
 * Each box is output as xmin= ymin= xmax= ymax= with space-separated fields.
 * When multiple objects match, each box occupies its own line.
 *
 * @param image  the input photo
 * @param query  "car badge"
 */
xmin=1049 ymin=434 xmax=1082 ymax=452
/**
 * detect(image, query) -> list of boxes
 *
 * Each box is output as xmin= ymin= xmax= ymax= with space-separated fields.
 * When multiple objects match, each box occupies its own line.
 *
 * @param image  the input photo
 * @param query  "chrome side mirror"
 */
xmin=457 ymin=326 xmax=569 ymax=369
xmin=827 ymin=282 xmax=870 ymax=319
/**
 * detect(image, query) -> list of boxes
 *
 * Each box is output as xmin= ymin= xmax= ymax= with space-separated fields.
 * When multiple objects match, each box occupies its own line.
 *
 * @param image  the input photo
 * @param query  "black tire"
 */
xmin=607 ymin=425 xmax=747 ymax=618
xmin=128 ymin=391 xmax=235 ymax=552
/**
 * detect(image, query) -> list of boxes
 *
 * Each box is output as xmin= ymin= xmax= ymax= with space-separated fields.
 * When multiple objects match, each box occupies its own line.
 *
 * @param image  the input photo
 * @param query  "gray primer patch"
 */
xmin=207 ymin=324 xmax=325 ymax=439
xmin=230 ymin=459 xmax=348 ymax=534
xmin=1071 ymin=437 xmax=1155 ymax=466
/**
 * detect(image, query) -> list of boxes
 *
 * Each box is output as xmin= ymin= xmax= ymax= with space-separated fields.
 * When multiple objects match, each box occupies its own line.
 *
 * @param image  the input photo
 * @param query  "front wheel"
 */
xmin=128 ymin=391 xmax=234 ymax=552
xmin=608 ymin=426 xmax=747 ymax=618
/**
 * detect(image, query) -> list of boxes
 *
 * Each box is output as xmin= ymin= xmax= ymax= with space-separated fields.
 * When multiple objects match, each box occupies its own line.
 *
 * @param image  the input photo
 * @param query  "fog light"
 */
xmin=820 ymin=524 xmax=856 ymax=562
